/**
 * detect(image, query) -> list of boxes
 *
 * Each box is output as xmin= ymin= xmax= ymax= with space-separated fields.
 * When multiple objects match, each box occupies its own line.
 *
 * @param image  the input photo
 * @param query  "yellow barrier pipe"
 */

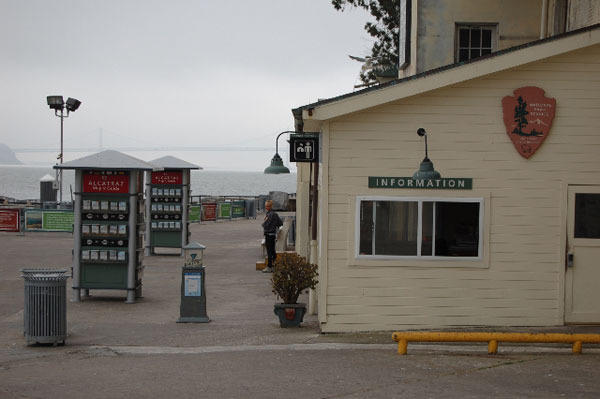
xmin=391 ymin=332 xmax=600 ymax=355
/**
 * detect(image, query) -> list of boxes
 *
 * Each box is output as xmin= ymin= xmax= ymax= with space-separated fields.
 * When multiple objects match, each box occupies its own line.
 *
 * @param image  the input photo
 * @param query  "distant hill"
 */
xmin=0 ymin=143 xmax=23 ymax=165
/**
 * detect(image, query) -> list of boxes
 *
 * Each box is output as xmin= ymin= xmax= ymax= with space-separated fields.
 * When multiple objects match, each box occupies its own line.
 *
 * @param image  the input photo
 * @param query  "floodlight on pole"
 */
xmin=46 ymin=95 xmax=82 ymax=203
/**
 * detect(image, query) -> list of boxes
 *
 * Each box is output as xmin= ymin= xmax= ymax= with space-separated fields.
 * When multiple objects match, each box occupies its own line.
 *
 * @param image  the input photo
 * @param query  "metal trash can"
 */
xmin=21 ymin=269 xmax=70 ymax=345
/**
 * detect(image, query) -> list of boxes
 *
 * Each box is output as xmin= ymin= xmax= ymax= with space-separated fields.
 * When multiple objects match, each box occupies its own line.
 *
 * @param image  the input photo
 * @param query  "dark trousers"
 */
xmin=265 ymin=234 xmax=276 ymax=268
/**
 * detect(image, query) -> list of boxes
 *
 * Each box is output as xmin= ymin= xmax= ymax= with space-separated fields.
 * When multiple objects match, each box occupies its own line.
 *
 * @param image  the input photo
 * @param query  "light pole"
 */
xmin=264 ymin=131 xmax=292 ymax=174
xmin=47 ymin=95 xmax=81 ymax=202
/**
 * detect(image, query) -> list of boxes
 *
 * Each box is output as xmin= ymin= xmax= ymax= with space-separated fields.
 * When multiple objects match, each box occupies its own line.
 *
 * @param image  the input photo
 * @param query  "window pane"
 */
xmin=359 ymin=201 xmax=374 ymax=254
xmin=459 ymin=49 xmax=469 ymax=61
xmin=421 ymin=202 xmax=434 ymax=256
xmin=459 ymin=29 xmax=469 ymax=47
xmin=481 ymin=49 xmax=492 ymax=56
xmin=575 ymin=194 xmax=600 ymax=238
xmin=435 ymin=202 xmax=479 ymax=257
xmin=470 ymin=28 xmax=481 ymax=47
xmin=470 ymin=48 xmax=480 ymax=59
xmin=374 ymin=201 xmax=418 ymax=256
xmin=481 ymin=29 xmax=492 ymax=47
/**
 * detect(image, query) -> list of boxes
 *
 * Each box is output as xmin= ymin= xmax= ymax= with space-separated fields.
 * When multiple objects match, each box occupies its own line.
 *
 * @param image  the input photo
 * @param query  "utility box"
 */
xmin=146 ymin=156 xmax=201 ymax=256
xmin=55 ymin=150 xmax=156 ymax=303
xmin=40 ymin=174 xmax=58 ymax=203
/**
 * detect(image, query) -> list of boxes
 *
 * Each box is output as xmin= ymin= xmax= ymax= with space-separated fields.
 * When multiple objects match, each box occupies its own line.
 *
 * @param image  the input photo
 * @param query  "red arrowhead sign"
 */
xmin=502 ymin=87 xmax=556 ymax=159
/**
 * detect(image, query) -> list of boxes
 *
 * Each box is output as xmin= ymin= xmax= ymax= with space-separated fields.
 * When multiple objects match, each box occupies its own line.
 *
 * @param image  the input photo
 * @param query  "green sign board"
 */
xmin=369 ymin=176 xmax=472 ymax=190
xmin=25 ymin=210 xmax=74 ymax=232
xmin=188 ymin=205 xmax=201 ymax=223
xmin=43 ymin=211 xmax=74 ymax=231
xmin=232 ymin=201 xmax=245 ymax=218
xmin=218 ymin=202 xmax=231 ymax=219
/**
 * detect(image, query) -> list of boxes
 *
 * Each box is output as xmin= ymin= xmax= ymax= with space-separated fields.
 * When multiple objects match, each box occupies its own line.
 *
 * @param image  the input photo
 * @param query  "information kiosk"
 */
xmin=55 ymin=150 xmax=157 ymax=303
xmin=146 ymin=156 xmax=201 ymax=256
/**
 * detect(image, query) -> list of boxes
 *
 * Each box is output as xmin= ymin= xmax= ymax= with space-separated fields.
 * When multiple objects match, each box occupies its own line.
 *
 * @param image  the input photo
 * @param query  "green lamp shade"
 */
xmin=264 ymin=153 xmax=290 ymax=174
xmin=413 ymin=158 xmax=441 ymax=180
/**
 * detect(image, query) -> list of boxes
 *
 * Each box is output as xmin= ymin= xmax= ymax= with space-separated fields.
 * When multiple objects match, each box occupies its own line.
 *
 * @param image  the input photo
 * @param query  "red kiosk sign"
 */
xmin=83 ymin=171 xmax=130 ymax=194
xmin=502 ymin=86 xmax=556 ymax=159
xmin=0 ymin=209 xmax=20 ymax=232
xmin=151 ymin=171 xmax=182 ymax=185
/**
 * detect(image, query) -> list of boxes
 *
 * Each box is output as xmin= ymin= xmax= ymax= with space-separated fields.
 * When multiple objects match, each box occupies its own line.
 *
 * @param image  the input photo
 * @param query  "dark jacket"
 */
xmin=262 ymin=210 xmax=283 ymax=234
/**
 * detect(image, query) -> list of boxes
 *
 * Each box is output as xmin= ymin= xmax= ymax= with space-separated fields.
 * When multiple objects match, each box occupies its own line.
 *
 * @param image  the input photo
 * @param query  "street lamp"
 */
xmin=264 ymin=131 xmax=292 ymax=174
xmin=46 ymin=95 xmax=82 ymax=202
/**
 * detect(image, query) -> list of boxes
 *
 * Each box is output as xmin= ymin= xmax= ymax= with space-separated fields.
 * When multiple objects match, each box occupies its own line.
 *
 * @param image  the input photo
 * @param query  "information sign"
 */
xmin=369 ymin=176 xmax=473 ymax=190
xmin=184 ymin=272 xmax=202 ymax=296
xmin=0 ymin=209 xmax=20 ymax=232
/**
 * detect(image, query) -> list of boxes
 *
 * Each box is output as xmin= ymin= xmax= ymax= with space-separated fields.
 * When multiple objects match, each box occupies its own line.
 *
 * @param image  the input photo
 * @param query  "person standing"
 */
xmin=262 ymin=199 xmax=283 ymax=273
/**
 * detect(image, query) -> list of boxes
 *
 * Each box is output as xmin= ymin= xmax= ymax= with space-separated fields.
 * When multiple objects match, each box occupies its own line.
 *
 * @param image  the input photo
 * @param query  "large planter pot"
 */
xmin=273 ymin=303 xmax=306 ymax=328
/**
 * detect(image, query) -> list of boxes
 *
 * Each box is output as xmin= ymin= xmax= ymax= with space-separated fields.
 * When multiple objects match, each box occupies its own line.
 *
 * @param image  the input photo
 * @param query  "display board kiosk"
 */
xmin=55 ymin=150 xmax=158 ymax=303
xmin=146 ymin=156 xmax=201 ymax=255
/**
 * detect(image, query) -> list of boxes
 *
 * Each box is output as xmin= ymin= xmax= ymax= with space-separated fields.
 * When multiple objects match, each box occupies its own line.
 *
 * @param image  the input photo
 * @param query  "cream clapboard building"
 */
xmin=292 ymin=20 xmax=600 ymax=332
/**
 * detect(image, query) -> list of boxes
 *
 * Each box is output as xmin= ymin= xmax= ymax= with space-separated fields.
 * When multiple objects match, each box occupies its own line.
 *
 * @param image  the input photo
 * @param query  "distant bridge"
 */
xmin=12 ymin=146 xmax=274 ymax=153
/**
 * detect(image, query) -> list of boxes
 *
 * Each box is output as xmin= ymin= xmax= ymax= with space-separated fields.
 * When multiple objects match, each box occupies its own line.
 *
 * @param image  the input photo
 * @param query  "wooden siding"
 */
xmin=321 ymin=44 xmax=600 ymax=333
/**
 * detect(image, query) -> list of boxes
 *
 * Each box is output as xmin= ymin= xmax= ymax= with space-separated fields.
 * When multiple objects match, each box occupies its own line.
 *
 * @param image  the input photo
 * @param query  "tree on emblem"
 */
xmin=512 ymin=96 xmax=544 ymax=137
xmin=512 ymin=96 xmax=529 ymax=136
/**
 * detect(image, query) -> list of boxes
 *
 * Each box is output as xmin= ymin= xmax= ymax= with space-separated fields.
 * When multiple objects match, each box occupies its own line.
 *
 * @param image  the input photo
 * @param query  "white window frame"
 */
xmin=455 ymin=23 xmax=497 ymax=63
xmin=355 ymin=196 xmax=484 ymax=261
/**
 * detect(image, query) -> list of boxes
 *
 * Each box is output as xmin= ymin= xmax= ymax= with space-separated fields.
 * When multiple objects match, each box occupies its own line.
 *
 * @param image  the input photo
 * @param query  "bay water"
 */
xmin=0 ymin=165 xmax=297 ymax=201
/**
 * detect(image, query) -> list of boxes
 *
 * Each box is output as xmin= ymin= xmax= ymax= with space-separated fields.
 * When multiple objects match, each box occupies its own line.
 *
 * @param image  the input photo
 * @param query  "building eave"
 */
xmin=293 ymin=23 xmax=600 ymax=122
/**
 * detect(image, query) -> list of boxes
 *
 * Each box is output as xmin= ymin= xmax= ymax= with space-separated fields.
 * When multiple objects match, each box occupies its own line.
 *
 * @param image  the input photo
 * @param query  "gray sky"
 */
xmin=0 ymin=0 xmax=373 ymax=170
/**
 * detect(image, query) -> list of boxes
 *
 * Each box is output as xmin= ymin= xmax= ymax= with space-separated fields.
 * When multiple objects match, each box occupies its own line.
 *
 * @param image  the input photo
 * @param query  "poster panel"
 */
xmin=0 ymin=209 xmax=20 ymax=232
xmin=24 ymin=210 xmax=74 ymax=232
xmin=232 ymin=201 xmax=245 ymax=218
xmin=202 ymin=203 xmax=217 ymax=221
xmin=217 ymin=202 xmax=231 ymax=219
xmin=188 ymin=205 xmax=201 ymax=223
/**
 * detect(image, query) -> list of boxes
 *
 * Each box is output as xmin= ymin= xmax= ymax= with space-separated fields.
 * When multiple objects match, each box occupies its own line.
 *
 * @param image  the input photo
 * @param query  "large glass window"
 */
xmin=358 ymin=198 xmax=483 ymax=259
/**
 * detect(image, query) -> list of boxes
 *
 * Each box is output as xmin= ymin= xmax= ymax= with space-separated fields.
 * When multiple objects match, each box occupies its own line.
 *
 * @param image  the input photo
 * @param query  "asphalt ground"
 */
xmin=1 ymin=217 xmax=600 ymax=398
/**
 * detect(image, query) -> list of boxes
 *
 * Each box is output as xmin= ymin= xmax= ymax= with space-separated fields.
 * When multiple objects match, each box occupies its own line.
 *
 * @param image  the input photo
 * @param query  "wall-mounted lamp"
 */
xmin=264 ymin=131 xmax=292 ymax=174
xmin=413 ymin=127 xmax=441 ymax=180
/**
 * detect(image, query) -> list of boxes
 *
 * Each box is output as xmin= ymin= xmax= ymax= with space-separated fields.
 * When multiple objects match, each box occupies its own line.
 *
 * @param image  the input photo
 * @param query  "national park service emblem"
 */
xmin=502 ymin=87 xmax=556 ymax=159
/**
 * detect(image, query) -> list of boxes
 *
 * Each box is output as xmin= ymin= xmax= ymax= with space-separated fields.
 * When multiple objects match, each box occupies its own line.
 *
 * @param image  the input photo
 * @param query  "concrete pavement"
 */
xmin=1 ymin=217 xmax=600 ymax=398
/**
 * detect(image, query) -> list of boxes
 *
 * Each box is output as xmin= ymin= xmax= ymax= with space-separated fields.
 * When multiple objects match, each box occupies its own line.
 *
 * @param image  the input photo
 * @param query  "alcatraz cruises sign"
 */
xmin=83 ymin=171 xmax=130 ymax=194
xmin=368 ymin=176 xmax=472 ymax=190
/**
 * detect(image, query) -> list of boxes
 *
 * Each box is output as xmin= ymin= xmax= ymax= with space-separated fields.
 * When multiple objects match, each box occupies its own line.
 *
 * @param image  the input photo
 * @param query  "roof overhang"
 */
xmin=295 ymin=24 xmax=600 ymax=122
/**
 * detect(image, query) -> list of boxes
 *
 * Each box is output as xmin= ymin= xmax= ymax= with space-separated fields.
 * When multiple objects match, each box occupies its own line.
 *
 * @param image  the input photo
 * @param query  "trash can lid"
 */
xmin=21 ymin=269 xmax=70 ymax=281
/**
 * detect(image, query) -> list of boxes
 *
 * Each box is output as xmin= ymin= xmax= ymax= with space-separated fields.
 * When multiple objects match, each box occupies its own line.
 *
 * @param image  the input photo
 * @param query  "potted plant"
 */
xmin=271 ymin=252 xmax=318 ymax=328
